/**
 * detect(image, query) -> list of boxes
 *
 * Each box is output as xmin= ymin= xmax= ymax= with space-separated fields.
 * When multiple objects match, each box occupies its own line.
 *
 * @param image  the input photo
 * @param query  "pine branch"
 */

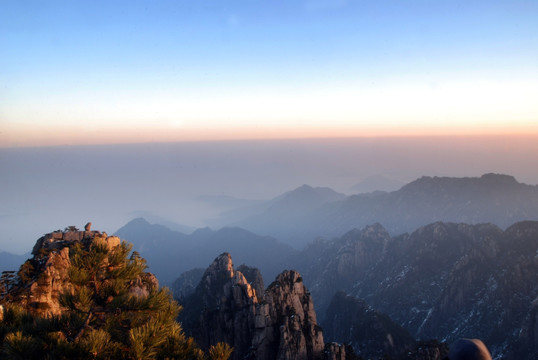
xmin=71 ymin=311 xmax=93 ymax=342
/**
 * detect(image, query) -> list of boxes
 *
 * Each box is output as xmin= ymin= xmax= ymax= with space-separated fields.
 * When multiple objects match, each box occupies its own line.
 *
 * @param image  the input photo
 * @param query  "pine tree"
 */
xmin=208 ymin=342 xmax=234 ymax=360
xmin=0 ymin=237 xmax=231 ymax=360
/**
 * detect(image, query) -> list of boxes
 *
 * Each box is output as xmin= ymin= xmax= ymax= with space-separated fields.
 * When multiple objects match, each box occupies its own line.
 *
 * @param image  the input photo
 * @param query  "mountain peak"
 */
xmin=191 ymin=226 xmax=214 ymax=237
xmin=8 ymin=226 xmax=148 ymax=318
xmin=480 ymin=173 xmax=518 ymax=184
xmin=207 ymin=252 xmax=234 ymax=277
xmin=280 ymin=184 xmax=345 ymax=204
xmin=127 ymin=217 xmax=151 ymax=226
xmin=295 ymin=184 xmax=315 ymax=192
xmin=400 ymin=173 xmax=524 ymax=193
xmin=182 ymin=253 xmax=325 ymax=360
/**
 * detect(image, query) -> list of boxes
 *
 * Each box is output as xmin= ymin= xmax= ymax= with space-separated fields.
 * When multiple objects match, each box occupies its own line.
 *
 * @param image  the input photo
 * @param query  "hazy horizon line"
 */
xmin=3 ymin=132 xmax=538 ymax=150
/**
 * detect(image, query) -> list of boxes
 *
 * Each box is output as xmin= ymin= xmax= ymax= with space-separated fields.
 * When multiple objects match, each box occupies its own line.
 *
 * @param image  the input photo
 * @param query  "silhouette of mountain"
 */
xmin=0 ymin=251 xmax=29 ymax=273
xmin=127 ymin=210 xmax=196 ymax=233
xmin=224 ymin=184 xmax=346 ymax=245
xmin=223 ymin=174 xmax=538 ymax=247
xmin=207 ymin=184 xmax=346 ymax=231
xmin=114 ymin=218 xmax=297 ymax=284
xmin=351 ymin=174 xmax=406 ymax=193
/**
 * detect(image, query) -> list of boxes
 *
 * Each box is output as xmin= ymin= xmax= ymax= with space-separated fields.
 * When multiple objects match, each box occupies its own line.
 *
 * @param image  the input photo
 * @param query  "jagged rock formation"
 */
xmin=182 ymin=253 xmax=259 ymax=359
xmin=294 ymin=221 xmax=538 ymax=359
xmin=253 ymin=270 xmax=324 ymax=360
xmin=180 ymin=253 xmax=327 ymax=360
xmin=237 ymin=264 xmax=265 ymax=300
xmin=4 ymin=226 xmax=154 ymax=317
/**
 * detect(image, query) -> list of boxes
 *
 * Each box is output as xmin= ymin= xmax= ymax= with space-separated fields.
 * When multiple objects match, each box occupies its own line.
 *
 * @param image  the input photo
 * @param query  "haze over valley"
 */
xmin=2 ymin=1 xmax=538 ymax=359
xmin=2 ymin=136 xmax=538 ymax=255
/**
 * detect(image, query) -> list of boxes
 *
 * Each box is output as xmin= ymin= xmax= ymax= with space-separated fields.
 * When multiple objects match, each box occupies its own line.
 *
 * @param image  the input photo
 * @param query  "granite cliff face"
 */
xmin=254 ymin=270 xmax=324 ymax=360
xmin=2 ymin=226 xmax=156 ymax=318
xmin=180 ymin=253 xmax=327 ymax=360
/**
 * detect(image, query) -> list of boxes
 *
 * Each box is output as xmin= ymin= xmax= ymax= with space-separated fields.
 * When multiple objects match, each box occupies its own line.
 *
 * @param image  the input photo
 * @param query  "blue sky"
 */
xmin=1 ymin=0 xmax=537 ymax=146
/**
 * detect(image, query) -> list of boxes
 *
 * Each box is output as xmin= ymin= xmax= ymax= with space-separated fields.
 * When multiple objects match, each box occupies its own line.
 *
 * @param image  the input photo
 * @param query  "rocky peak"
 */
xmin=254 ymin=270 xmax=324 ymax=360
xmin=480 ymin=172 xmax=518 ymax=185
xmin=4 ymin=224 xmax=153 ymax=318
xmin=237 ymin=264 xmax=265 ymax=300
xmin=180 ymin=253 xmax=260 ymax=359
xmin=31 ymin=227 xmax=120 ymax=256
xmin=196 ymin=252 xmax=259 ymax=309
xmin=208 ymin=252 xmax=235 ymax=276
xmin=181 ymin=254 xmax=330 ymax=360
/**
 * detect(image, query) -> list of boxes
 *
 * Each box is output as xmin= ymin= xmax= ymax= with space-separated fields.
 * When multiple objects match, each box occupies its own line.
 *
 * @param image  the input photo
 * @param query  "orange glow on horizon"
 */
xmin=2 ymin=121 xmax=538 ymax=148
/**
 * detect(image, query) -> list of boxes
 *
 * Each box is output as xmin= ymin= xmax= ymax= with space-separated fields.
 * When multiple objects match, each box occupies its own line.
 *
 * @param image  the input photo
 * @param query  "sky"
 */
xmin=1 ymin=0 xmax=538 ymax=147
xmin=1 ymin=1 xmax=538 ymax=253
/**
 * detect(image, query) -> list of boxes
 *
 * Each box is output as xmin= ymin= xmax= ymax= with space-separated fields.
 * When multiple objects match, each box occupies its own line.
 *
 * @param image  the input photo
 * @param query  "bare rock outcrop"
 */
xmin=5 ymin=224 xmax=155 ymax=318
xmin=252 ymin=270 xmax=324 ymax=360
xmin=181 ymin=253 xmax=260 ymax=359
xmin=181 ymin=253 xmax=332 ymax=360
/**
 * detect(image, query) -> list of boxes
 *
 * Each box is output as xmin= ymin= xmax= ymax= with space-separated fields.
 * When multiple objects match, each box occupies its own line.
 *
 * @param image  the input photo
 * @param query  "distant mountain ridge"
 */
xmin=218 ymin=173 xmax=538 ymax=247
xmin=0 ymin=251 xmax=30 ymax=273
xmin=114 ymin=218 xmax=297 ymax=284
xmin=207 ymin=184 xmax=346 ymax=230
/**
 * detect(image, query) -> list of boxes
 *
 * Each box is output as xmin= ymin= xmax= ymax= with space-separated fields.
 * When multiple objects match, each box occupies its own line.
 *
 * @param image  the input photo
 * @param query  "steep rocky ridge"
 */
xmin=180 ymin=253 xmax=327 ymax=360
xmin=294 ymin=221 xmax=538 ymax=359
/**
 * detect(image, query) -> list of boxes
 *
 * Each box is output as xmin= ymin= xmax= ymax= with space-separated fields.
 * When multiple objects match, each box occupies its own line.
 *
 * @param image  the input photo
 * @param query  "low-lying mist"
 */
xmin=1 ymin=135 xmax=537 ymax=254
